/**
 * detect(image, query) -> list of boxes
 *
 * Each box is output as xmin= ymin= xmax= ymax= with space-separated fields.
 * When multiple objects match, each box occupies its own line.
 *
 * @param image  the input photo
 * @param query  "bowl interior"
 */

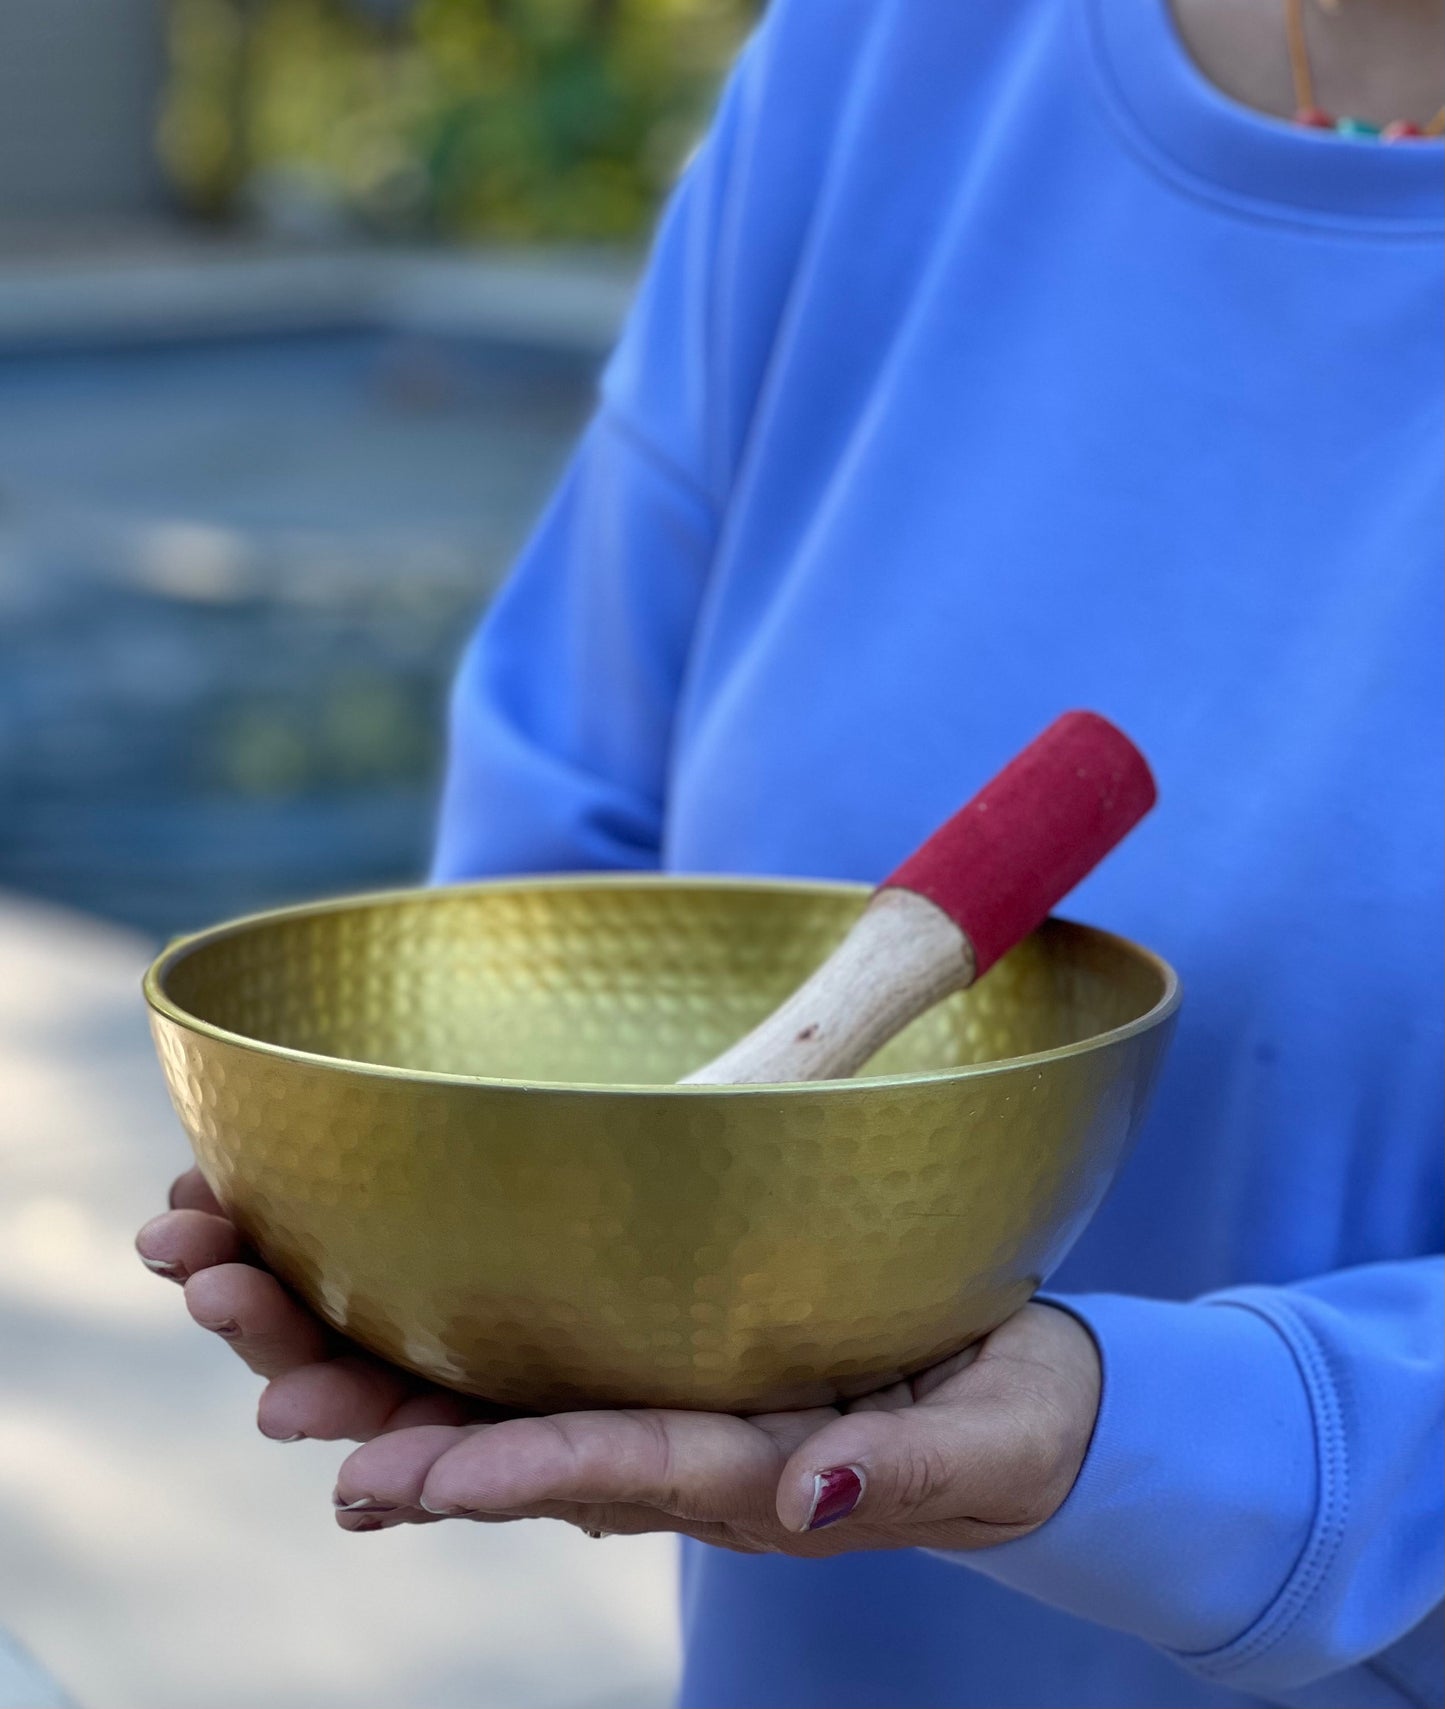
xmin=155 ymin=878 xmax=1169 ymax=1086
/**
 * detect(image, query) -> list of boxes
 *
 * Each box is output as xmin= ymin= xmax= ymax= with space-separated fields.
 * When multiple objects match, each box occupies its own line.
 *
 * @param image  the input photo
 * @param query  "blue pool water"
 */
xmin=0 ymin=327 xmax=597 ymax=937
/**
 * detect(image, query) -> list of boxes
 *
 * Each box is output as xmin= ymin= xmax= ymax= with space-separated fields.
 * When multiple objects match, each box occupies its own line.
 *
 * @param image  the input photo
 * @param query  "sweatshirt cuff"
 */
xmin=943 ymin=1293 xmax=1318 ymax=1659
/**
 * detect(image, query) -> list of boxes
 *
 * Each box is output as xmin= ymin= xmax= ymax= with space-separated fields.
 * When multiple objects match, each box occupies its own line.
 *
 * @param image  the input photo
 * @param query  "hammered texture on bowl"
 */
xmin=146 ymin=877 xmax=1178 ymax=1412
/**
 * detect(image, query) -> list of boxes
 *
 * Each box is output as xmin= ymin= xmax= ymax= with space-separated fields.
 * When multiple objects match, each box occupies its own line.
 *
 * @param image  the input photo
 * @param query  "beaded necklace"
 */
xmin=1284 ymin=0 xmax=1445 ymax=137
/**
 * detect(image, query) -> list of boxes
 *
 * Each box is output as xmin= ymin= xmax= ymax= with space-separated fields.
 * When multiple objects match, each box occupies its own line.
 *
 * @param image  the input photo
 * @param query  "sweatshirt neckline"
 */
xmin=1087 ymin=0 xmax=1445 ymax=235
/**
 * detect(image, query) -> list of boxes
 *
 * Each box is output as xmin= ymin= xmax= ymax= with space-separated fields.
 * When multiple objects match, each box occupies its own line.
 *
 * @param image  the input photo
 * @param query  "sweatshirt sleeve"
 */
xmin=429 ymin=399 xmax=715 ymax=881
xmin=948 ymin=1260 xmax=1444 ymax=1705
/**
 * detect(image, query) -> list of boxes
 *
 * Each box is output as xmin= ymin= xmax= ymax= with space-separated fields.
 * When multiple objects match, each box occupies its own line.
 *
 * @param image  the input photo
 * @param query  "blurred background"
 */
xmin=0 ymin=3 xmax=752 ymax=1704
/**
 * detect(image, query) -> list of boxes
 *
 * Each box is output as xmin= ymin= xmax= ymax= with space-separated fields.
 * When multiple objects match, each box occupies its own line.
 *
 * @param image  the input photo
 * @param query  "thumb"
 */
xmin=776 ymin=1400 xmax=1043 ymax=1539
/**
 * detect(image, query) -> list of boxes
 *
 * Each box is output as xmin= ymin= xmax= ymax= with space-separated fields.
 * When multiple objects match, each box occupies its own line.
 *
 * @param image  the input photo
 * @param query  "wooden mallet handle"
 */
xmin=684 ymin=711 xmax=1156 ymax=1085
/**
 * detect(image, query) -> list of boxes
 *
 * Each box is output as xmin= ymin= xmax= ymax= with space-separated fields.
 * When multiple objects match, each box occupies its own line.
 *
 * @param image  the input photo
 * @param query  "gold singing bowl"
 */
xmin=145 ymin=876 xmax=1179 ymax=1414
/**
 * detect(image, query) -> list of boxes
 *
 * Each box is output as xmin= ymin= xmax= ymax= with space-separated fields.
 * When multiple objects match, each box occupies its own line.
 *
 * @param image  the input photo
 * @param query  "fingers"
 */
xmin=136 ymin=1209 xmax=246 ymax=1282
xmin=139 ymin=1173 xmax=243 ymax=1283
xmin=339 ymin=1408 xmax=785 ymax=1530
xmin=258 ymin=1357 xmax=476 ymax=1444
xmin=335 ymin=1423 xmax=492 ymax=1512
xmin=148 ymin=1172 xmax=487 ymax=1457
xmin=775 ymin=1399 xmax=1036 ymax=1538
xmin=774 ymin=1391 xmax=1066 ymax=1543
xmin=168 ymin=1168 xmax=225 ymax=1215
xmin=183 ymin=1262 xmax=332 ymax=1379
xmin=331 ymin=1422 xmax=747 ymax=1544
xmin=421 ymin=1411 xmax=766 ymax=1520
xmin=335 ymin=1495 xmax=738 ymax=1543
xmin=775 ymin=1309 xmax=1103 ymax=1541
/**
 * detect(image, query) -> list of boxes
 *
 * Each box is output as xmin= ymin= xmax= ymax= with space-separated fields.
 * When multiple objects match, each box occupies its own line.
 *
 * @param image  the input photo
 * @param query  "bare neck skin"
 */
xmin=1170 ymin=0 xmax=1445 ymax=125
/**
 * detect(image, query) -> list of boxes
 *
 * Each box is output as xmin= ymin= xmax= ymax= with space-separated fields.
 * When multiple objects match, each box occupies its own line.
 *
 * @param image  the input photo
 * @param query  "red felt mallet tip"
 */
xmin=880 ymin=711 xmax=1157 ymax=980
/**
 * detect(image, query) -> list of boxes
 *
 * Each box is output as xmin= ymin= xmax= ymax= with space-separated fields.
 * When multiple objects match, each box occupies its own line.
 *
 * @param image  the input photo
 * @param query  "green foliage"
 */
xmin=160 ymin=0 xmax=756 ymax=238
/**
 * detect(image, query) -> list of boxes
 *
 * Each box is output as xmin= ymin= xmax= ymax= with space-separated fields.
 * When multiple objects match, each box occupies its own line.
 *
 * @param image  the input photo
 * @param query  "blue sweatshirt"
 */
xmin=432 ymin=1 xmax=1445 ymax=1704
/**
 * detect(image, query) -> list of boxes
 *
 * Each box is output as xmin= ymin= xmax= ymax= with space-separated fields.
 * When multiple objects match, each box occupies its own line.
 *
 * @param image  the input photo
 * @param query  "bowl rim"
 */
xmin=143 ymin=873 xmax=1183 ymax=1096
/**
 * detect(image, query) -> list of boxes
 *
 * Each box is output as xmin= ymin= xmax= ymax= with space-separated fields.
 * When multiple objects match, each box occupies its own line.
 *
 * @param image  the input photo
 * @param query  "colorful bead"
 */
xmin=1294 ymin=106 xmax=1335 ymax=128
xmin=1382 ymin=121 xmax=1426 ymax=141
xmin=1335 ymin=116 xmax=1383 ymax=138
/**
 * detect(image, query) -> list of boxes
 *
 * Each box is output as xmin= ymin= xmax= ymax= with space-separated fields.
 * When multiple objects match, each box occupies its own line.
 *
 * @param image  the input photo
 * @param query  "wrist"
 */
xmin=1015 ymin=1300 xmax=1104 ymax=1529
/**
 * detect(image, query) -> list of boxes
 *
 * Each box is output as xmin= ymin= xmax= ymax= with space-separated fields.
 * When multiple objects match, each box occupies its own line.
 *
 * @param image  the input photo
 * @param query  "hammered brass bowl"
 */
xmin=144 ymin=876 xmax=1179 ymax=1413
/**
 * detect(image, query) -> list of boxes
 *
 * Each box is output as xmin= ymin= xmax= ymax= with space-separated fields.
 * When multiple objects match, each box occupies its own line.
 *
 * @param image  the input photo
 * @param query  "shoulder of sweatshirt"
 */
xmin=602 ymin=0 xmax=1070 ymax=508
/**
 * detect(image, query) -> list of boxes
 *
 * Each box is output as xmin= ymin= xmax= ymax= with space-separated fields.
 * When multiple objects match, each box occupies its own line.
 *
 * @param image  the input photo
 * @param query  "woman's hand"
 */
xmin=139 ymin=1178 xmax=1099 ymax=1551
xmin=136 ymin=1170 xmax=488 ymax=1441
xmin=329 ymin=1303 xmax=1101 ymax=1551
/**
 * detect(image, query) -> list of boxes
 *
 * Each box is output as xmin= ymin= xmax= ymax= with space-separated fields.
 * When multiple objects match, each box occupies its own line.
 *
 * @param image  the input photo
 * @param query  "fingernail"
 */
xmin=261 ymin=1429 xmax=306 ymax=1443
xmin=804 ymin=1466 xmax=864 ymax=1531
xmin=348 ymin=1517 xmax=385 ymax=1533
xmin=418 ymin=1496 xmax=460 ymax=1515
xmin=333 ymin=1494 xmax=391 ymax=1512
xmin=140 ymin=1256 xmax=185 ymax=1281
xmin=205 ymin=1319 xmax=241 ymax=1338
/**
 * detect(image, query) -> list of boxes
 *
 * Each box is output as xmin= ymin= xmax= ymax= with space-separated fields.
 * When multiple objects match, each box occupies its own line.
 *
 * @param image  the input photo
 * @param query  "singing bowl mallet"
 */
xmin=685 ymin=710 xmax=1156 ymax=1086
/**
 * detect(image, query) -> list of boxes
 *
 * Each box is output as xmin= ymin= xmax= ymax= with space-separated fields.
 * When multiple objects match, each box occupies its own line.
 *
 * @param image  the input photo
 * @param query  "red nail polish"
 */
xmin=805 ymin=1466 xmax=864 ymax=1531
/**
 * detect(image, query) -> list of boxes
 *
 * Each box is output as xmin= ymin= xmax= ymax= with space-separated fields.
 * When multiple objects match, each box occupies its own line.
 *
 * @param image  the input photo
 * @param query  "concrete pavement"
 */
xmin=0 ymin=893 xmax=678 ymax=1709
